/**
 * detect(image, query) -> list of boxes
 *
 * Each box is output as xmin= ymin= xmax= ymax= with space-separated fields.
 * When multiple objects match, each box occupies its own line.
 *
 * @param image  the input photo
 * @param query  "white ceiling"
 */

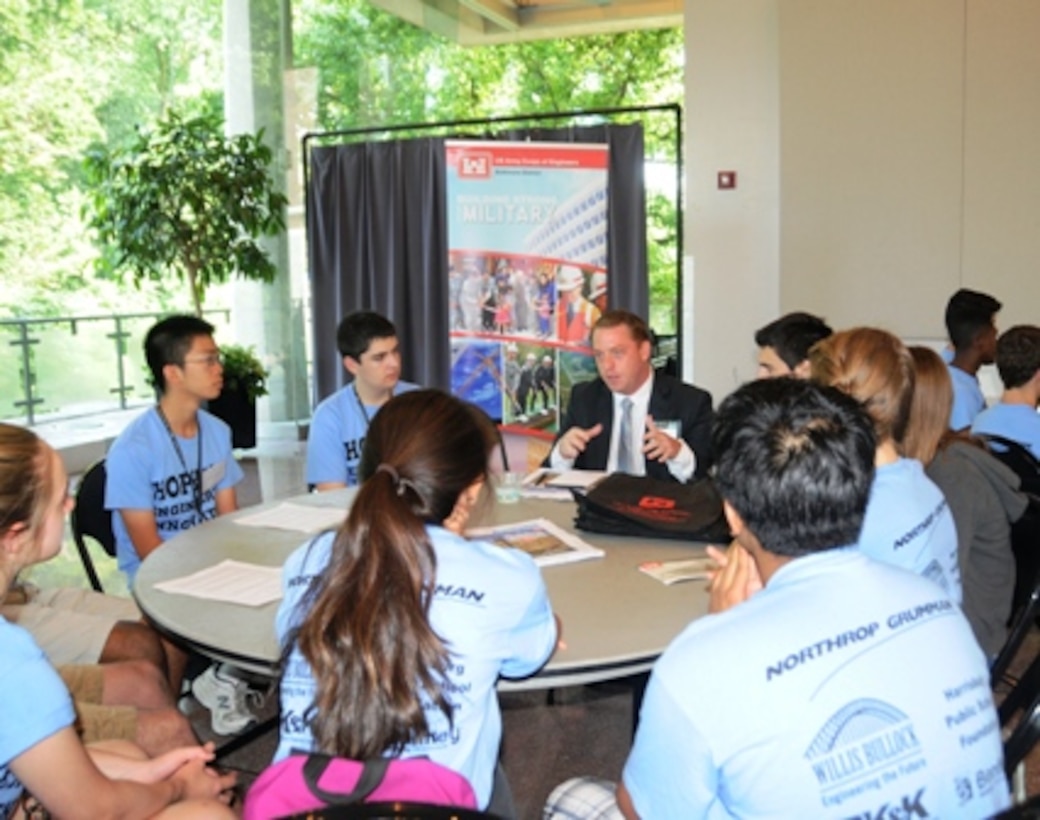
xmin=368 ymin=0 xmax=682 ymax=45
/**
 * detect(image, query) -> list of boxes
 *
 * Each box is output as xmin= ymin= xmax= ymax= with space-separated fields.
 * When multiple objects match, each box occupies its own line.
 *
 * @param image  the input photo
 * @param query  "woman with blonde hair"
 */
xmin=903 ymin=346 xmax=1027 ymax=659
xmin=273 ymin=389 xmax=558 ymax=816
xmin=0 ymin=423 xmax=236 ymax=819
xmin=810 ymin=327 xmax=961 ymax=600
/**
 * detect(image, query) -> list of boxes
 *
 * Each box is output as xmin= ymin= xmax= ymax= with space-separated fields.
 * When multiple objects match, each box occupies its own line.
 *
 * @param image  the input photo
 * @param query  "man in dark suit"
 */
xmin=546 ymin=310 xmax=714 ymax=481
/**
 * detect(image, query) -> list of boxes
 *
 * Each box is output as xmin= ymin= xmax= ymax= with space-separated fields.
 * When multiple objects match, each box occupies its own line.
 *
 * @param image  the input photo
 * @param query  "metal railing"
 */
xmin=0 ymin=310 xmax=230 ymax=426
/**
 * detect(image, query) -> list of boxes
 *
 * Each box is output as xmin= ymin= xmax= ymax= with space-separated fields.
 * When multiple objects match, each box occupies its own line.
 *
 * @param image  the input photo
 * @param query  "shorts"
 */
xmin=58 ymin=664 xmax=137 ymax=744
xmin=1 ymin=586 xmax=141 ymax=666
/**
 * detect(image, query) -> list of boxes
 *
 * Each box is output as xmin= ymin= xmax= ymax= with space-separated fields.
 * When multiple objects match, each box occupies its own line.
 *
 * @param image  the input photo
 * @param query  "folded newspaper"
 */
xmin=467 ymin=517 xmax=604 ymax=567
xmin=638 ymin=557 xmax=715 ymax=586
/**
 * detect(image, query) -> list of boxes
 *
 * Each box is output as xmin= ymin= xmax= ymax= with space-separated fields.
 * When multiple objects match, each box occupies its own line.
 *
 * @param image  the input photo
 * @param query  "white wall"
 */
xmin=684 ymin=0 xmax=780 ymax=400
xmin=683 ymin=0 xmax=1040 ymax=402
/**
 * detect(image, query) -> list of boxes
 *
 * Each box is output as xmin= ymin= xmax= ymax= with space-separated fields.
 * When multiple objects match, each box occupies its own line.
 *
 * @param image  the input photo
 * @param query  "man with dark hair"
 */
xmin=945 ymin=288 xmax=1001 ymax=430
xmin=547 ymin=310 xmax=713 ymax=481
xmin=306 ymin=311 xmax=418 ymax=490
xmin=753 ymin=311 xmax=832 ymax=378
xmin=972 ymin=324 xmax=1040 ymax=459
xmin=106 ymin=313 xmax=254 ymax=735
xmin=545 ymin=379 xmax=1008 ymax=819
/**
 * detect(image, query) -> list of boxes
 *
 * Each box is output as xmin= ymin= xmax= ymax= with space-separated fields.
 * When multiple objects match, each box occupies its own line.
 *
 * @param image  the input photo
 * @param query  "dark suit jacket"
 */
xmin=546 ymin=371 xmax=714 ymax=481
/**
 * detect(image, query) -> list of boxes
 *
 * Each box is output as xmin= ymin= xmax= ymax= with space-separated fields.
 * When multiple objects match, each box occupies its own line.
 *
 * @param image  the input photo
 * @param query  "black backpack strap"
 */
xmin=302 ymin=753 xmax=391 ymax=805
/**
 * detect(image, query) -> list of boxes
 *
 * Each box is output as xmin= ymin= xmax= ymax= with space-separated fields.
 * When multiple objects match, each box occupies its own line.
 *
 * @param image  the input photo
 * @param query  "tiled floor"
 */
xmin=43 ymin=427 xmax=1040 ymax=818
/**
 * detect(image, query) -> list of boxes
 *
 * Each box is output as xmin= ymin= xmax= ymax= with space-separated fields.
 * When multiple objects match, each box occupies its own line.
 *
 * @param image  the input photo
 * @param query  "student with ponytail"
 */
xmin=274 ymin=389 xmax=558 ymax=815
xmin=0 ymin=423 xmax=235 ymax=819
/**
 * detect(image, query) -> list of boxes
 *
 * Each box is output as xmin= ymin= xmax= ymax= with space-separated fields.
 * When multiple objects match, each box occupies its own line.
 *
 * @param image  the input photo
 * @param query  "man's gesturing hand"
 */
xmin=558 ymin=423 xmax=604 ymax=460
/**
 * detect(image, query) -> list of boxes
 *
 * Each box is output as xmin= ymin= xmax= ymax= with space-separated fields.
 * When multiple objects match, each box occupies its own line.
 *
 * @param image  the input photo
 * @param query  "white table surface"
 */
xmin=134 ymin=489 xmax=713 ymax=687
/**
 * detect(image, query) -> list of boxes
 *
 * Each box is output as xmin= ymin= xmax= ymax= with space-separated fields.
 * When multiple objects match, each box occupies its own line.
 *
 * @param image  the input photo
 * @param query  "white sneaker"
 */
xmin=191 ymin=665 xmax=259 ymax=736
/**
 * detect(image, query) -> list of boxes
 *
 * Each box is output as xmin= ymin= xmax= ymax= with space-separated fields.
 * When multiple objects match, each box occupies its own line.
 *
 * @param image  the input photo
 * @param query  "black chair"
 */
xmin=70 ymin=459 xmax=115 ymax=593
xmin=992 ymin=581 xmax=1040 ymax=689
xmin=980 ymin=435 xmax=1040 ymax=617
xmin=982 ymin=435 xmax=1040 ymax=495
xmin=1004 ymin=687 xmax=1040 ymax=781
xmin=282 ymin=803 xmax=500 ymax=820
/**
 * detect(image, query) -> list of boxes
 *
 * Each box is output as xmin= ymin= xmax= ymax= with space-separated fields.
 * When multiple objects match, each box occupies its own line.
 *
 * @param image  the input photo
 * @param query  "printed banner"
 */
xmin=446 ymin=140 xmax=609 ymax=438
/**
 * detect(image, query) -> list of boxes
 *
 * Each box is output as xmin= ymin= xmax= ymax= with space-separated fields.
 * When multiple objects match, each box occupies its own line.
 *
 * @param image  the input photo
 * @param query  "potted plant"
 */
xmin=84 ymin=108 xmax=286 ymax=444
xmin=208 ymin=343 xmax=269 ymax=449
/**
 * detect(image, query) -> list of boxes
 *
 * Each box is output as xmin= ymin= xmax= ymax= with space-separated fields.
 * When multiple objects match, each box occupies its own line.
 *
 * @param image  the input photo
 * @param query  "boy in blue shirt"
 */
xmin=945 ymin=288 xmax=1001 ymax=430
xmin=973 ymin=324 xmax=1040 ymax=459
xmin=546 ymin=379 xmax=1008 ymax=820
xmin=305 ymin=311 xmax=417 ymax=490
xmin=105 ymin=314 xmax=252 ymax=735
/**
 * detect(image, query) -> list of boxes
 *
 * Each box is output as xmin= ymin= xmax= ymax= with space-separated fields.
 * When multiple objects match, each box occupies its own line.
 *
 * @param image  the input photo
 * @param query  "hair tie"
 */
xmin=376 ymin=463 xmax=416 ymax=498
xmin=375 ymin=463 xmax=399 ymax=485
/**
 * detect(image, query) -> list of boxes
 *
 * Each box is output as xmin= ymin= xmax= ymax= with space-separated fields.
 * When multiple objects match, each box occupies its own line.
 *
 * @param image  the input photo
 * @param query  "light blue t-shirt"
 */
xmin=622 ymin=550 xmax=1008 ymax=820
xmin=0 ymin=617 xmax=76 ymax=817
xmin=972 ymin=403 xmax=1040 ymax=461
xmin=858 ymin=457 xmax=962 ymax=602
xmin=948 ymin=363 xmax=986 ymax=430
xmin=105 ymin=406 xmax=244 ymax=582
xmin=274 ymin=525 xmax=557 ymax=808
xmin=305 ymin=382 xmax=418 ymax=487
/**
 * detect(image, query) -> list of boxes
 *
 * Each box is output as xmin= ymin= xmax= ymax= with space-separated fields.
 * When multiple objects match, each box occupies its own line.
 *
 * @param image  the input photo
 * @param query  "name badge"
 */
xmin=657 ymin=419 xmax=681 ymax=439
xmin=201 ymin=460 xmax=225 ymax=493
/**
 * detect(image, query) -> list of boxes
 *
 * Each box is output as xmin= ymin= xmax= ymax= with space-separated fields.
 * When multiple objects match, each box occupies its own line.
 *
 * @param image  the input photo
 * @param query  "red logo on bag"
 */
xmin=639 ymin=495 xmax=676 ymax=510
xmin=458 ymin=152 xmax=493 ymax=178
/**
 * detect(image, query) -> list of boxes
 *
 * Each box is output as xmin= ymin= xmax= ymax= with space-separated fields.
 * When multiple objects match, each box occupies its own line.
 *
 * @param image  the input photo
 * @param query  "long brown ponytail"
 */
xmin=296 ymin=390 xmax=496 ymax=758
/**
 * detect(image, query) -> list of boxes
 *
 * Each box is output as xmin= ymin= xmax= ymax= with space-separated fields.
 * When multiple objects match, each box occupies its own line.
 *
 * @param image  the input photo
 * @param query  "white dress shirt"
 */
xmin=551 ymin=371 xmax=696 ymax=481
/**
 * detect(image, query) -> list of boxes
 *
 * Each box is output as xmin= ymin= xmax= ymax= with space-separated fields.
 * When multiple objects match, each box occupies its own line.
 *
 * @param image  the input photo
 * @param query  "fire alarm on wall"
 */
xmin=717 ymin=171 xmax=737 ymax=190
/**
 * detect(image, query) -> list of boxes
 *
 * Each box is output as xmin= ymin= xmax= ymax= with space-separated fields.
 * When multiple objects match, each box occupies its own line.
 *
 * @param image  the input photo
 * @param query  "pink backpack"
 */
xmin=243 ymin=753 xmax=478 ymax=819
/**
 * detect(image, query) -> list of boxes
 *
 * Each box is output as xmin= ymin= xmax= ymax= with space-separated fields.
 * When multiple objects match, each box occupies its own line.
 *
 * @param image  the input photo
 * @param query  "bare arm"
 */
xmin=314 ymin=481 xmax=347 ymax=493
xmin=214 ymin=486 xmax=237 ymax=516
xmin=616 ymin=781 xmax=641 ymax=820
xmin=118 ymin=509 xmax=163 ymax=563
xmin=13 ymin=727 xmax=180 ymax=819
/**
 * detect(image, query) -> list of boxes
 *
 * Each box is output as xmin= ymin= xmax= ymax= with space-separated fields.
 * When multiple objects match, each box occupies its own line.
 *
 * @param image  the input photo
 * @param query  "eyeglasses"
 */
xmin=182 ymin=353 xmax=224 ymax=368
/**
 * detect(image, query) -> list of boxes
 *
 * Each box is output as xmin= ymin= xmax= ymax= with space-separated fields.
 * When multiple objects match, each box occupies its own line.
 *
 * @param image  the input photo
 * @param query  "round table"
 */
xmin=134 ymin=488 xmax=712 ymax=688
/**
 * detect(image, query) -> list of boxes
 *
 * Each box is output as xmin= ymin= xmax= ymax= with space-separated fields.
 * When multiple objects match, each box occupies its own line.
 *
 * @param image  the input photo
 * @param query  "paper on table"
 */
xmin=152 ymin=559 xmax=284 ymax=606
xmin=544 ymin=469 xmax=608 ymax=489
xmin=233 ymin=502 xmax=346 ymax=533
xmin=638 ymin=557 xmax=714 ymax=586
xmin=467 ymin=517 xmax=604 ymax=567
xmin=522 ymin=468 xmax=607 ymax=495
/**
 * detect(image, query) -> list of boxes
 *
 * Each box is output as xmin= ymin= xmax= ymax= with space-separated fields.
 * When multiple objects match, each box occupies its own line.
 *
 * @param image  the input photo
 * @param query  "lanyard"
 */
xmin=352 ymin=384 xmax=373 ymax=429
xmin=155 ymin=405 xmax=203 ymax=521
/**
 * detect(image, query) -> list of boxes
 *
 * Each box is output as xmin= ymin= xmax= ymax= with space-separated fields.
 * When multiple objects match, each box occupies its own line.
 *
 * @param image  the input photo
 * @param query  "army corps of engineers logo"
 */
xmin=805 ymin=698 xmax=928 ymax=816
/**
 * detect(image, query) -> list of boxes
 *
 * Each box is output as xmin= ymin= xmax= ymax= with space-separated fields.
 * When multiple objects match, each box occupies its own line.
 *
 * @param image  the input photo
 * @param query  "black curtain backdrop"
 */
xmin=306 ymin=123 xmax=647 ymax=405
xmin=307 ymin=137 xmax=449 ymax=401
xmin=494 ymin=122 xmax=648 ymax=317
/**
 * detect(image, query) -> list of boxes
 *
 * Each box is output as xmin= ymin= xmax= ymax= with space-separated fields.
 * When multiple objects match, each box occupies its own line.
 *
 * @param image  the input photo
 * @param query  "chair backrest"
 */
xmin=982 ymin=434 xmax=1040 ymax=495
xmin=1004 ymin=685 xmax=1040 ymax=780
xmin=70 ymin=459 xmax=115 ymax=593
xmin=992 ymin=581 xmax=1040 ymax=688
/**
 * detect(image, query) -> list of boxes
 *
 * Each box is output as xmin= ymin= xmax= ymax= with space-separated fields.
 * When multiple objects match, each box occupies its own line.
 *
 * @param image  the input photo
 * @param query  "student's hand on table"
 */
xmin=706 ymin=542 xmax=763 ymax=613
xmin=642 ymin=416 xmax=681 ymax=463
xmin=558 ymin=423 xmax=603 ymax=460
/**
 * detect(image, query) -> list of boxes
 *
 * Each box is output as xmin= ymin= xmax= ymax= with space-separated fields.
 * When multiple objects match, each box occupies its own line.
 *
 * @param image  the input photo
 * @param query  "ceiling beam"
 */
xmin=458 ymin=0 xmax=520 ymax=32
xmin=369 ymin=0 xmax=681 ymax=47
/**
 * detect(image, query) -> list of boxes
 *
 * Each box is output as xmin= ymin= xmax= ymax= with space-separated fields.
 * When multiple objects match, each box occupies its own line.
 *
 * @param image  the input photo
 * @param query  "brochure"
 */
xmin=638 ymin=556 xmax=715 ymax=586
xmin=467 ymin=517 xmax=605 ymax=567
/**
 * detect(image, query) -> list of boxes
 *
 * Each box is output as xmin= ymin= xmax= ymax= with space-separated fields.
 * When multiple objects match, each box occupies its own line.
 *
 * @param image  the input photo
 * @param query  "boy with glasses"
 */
xmin=106 ymin=314 xmax=253 ymax=735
